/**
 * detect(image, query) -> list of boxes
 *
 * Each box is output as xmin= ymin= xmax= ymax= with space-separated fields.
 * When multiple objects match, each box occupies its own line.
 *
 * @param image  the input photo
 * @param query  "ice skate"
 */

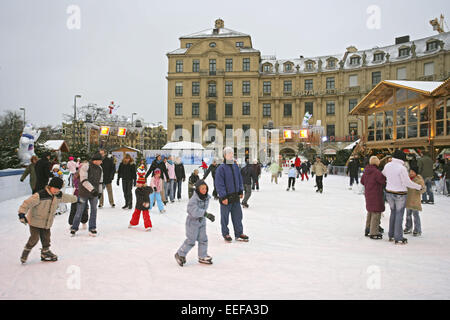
xmin=160 ymin=209 xmax=166 ymax=213
xmin=128 ymin=224 xmax=137 ymax=229
xmin=145 ymin=227 xmax=152 ymax=232
xmin=89 ymin=229 xmax=97 ymax=237
xmin=395 ymin=238 xmax=408 ymax=245
xmin=369 ymin=234 xmax=383 ymax=240
xmin=70 ymin=229 xmax=76 ymax=237
xmin=413 ymin=231 xmax=422 ymax=237
xmin=292 ymin=187 xmax=295 ymax=191
xmin=403 ymin=228 xmax=412 ymax=234
xmin=40 ymin=248 xmax=58 ymax=262
xmin=365 ymin=228 xmax=370 ymax=237
xmin=198 ymin=256 xmax=213 ymax=265
xmin=223 ymin=235 xmax=232 ymax=243
xmin=286 ymin=188 xmax=290 ymax=191
xmin=174 ymin=253 xmax=186 ymax=267
xmin=20 ymin=247 xmax=31 ymax=264
xmin=242 ymin=203 xmax=249 ymax=208
xmin=236 ymin=234 xmax=249 ymax=242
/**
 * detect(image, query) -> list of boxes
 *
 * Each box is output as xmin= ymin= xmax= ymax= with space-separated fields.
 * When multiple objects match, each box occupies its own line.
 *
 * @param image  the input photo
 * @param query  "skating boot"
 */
xmin=70 ymin=229 xmax=76 ymax=237
xmin=40 ymin=248 xmax=58 ymax=262
xmin=122 ymin=204 xmax=128 ymax=209
xmin=128 ymin=224 xmax=137 ymax=229
xmin=413 ymin=231 xmax=422 ymax=237
xmin=198 ymin=256 xmax=213 ymax=265
xmin=89 ymin=229 xmax=97 ymax=237
xmin=286 ymin=188 xmax=290 ymax=191
xmin=395 ymin=238 xmax=408 ymax=245
xmin=379 ymin=226 xmax=384 ymax=234
xmin=20 ymin=247 xmax=31 ymax=264
xmin=292 ymin=187 xmax=295 ymax=191
xmin=403 ymin=228 xmax=412 ymax=234
xmin=145 ymin=227 xmax=152 ymax=232
xmin=160 ymin=209 xmax=166 ymax=213
xmin=389 ymin=237 xmax=394 ymax=242
xmin=236 ymin=234 xmax=249 ymax=242
xmin=319 ymin=189 xmax=323 ymax=193
xmin=365 ymin=228 xmax=370 ymax=237
xmin=174 ymin=253 xmax=186 ymax=267
xmin=223 ymin=235 xmax=233 ymax=243
xmin=369 ymin=234 xmax=383 ymax=240
xmin=242 ymin=203 xmax=249 ymax=208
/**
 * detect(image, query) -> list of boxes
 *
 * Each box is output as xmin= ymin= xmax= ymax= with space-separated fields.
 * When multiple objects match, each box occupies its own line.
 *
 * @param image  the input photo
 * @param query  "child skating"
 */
xmin=150 ymin=168 xmax=166 ymax=213
xmin=287 ymin=164 xmax=297 ymax=191
xmin=174 ymin=180 xmax=215 ymax=266
xmin=129 ymin=171 xmax=153 ymax=231
xmin=18 ymin=177 xmax=77 ymax=264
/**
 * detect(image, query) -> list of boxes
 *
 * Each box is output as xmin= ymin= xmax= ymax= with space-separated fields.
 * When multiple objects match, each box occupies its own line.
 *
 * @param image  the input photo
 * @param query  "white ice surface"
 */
xmin=0 ymin=172 xmax=449 ymax=300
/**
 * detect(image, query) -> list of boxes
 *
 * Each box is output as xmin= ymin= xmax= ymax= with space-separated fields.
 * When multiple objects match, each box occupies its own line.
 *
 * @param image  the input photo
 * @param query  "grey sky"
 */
xmin=1 ymin=0 xmax=449 ymax=127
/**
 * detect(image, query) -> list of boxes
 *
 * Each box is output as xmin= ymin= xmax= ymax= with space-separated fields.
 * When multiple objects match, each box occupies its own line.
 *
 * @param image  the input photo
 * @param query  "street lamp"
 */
xmin=19 ymin=107 xmax=25 ymax=127
xmin=131 ymin=112 xmax=137 ymax=126
xmin=73 ymin=94 xmax=82 ymax=146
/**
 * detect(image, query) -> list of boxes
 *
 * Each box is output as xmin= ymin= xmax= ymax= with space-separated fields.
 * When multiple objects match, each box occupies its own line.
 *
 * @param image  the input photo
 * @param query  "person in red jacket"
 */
xmin=200 ymin=159 xmax=208 ymax=175
xmin=294 ymin=155 xmax=301 ymax=178
xmin=361 ymin=156 xmax=386 ymax=239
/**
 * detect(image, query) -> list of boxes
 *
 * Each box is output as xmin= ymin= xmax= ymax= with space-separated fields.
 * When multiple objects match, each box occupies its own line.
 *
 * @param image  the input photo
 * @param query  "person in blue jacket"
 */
xmin=214 ymin=146 xmax=249 ymax=243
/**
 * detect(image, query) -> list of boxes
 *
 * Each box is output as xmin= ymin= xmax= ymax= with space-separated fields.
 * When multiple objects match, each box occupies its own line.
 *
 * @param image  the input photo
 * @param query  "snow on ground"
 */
xmin=0 ymin=171 xmax=449 ymax=300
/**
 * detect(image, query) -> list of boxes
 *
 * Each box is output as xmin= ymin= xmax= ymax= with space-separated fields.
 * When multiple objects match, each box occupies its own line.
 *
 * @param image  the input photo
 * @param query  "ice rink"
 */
xmin=0 ymin=171 xmax=449 ymax=299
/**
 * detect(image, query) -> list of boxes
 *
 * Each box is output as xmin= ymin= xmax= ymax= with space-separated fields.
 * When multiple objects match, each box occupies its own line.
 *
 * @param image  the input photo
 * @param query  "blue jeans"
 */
xmin=150 ymin=192 xmax=164 ymax=212
xmin=173 ymin=179 xmax=183 ymax=199
xmin=405 ymin=209 xmax=421 ymax=233
xmin=177 ymin=218 xmax=208 ymax=258
xmin=220 ymin=201 xmax=243 ymax=238
xmin=421 ymin=177 xmax=434 ymax=202
xmin=71 ymin=196 xmax=98 ymax=231
xmin=386 ymin=193 xmax=407 ymax=241
xmin=165 ymin=179 xmax=175 ymax=202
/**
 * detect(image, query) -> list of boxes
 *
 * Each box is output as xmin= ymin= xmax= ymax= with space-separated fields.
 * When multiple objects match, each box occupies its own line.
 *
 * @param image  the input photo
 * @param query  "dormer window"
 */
xmin=305 ymin=61 xmax=314 ymax=70
xmin=263 ymin=63 xmax=272 ymax=72
xmin=209 ymin=42 xmax=216 ymax=48
xmin=350 ymin=56 xmax=360 ymax=65
xmin=284 ymin=63 xmax=293 ymax=72
xmin=327 ymin=59 xmax=336 ymax=68
xmin=373 ymin=52 xmax=384 ymax=62
xmin=186 ymin=43 xmax=192 ymax=48
xmin=236 ymin=42 xmax=244 ymax=47
xmin=426 ymin=40 xmax=439 ymax=51
xmin=399 ymin=47 xmax=410 ymax=57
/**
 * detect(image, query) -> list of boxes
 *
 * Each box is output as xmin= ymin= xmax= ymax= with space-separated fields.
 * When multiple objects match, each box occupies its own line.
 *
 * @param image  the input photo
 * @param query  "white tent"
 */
xmin=162 ymin=141 xmax=204 ymax=150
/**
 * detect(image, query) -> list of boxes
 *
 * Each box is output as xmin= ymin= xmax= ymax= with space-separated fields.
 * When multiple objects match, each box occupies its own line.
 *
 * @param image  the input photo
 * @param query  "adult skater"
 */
xmin=203 ymin=158 xmax=219 ymax=199
xmin=145 ymin=154 xmax=169 ymax=204
xmin=34 ymin=152 xmax=53 ymax=193
xmin=215 ymin=147 xmax=248 ymax=243
xmin=20 ymin=155 xmax=38 ymax=194
xmin=99 ymin=149 xmax=116 ymax=208
xmin=70 ymin=153 xmax=103 ymax=237
xmin=174 ymin=179 xmax=215 ymax=266
xmin=311 ymin=156 xmax=327 ymax=193
xmin=240 ymin=158 xmax=257 ymax=208
xmin=300 ymin=161 xmax=309 ymax=181
xmin=347 ymin=155 xmax=360 ymax=189
xmin=382 ymin=150 xmax=422 ymax=245
xmin=174 ymin=157 xmax=186 ymax=201
xmin=117 ymin=154 xmax=136 ymax=209
xmin=251 ymin=160 xmax=261 ymax=191
xmin=418 ymin=152 xmax=434 ymax=204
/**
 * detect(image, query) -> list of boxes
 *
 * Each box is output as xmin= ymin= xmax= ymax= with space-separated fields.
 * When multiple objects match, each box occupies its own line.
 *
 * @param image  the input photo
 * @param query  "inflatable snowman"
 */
xmin=18 ymin=124 xmax=41 ymax=166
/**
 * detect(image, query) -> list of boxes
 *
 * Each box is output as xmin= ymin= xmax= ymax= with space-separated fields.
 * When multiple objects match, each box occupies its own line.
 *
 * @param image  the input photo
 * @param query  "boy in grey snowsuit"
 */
xmin=175 ymin=180 xmax=215 ymax=266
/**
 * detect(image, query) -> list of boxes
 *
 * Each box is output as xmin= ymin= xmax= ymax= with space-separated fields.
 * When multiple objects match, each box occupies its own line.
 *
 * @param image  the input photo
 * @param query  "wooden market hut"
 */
xmin=349 ymin=79 xmax=450 ymax=159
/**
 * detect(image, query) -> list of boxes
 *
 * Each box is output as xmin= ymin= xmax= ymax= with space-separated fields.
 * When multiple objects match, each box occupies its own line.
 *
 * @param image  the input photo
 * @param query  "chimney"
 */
xmin=395 ymin=35 xmax=410 ymax=44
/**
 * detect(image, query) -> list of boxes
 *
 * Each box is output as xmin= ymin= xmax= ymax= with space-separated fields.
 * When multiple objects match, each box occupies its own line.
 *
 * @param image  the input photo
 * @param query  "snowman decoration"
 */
xmin=18 ymin=123 xmax=41 ymax=166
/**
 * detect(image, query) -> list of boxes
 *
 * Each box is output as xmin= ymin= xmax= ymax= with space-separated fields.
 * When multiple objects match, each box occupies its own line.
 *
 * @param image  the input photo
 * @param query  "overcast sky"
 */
xmin=0 ymin=0 xmax=449 ymax=127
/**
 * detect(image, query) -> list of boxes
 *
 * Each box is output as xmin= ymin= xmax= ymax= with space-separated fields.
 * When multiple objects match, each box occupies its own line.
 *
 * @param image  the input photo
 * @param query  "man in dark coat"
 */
xmin=240 ymin=158 xmax=257 ymax=208
xmin=34 ymin=152 xmax=53 ymax=192
xmin=174 ymin=157 xmax=186 ymax=200
xmin=347 ymin=156 xmax=360 ymax=189
xmin=251 ymin=160 xmax=261 ymax=191
xmin=98 ymin=149 xmax=116 ymax=208
xmin=215 ymin=147 xmax=248 ymax=243
xmin=418 ymin=152 xmax=435 ymax=204
xmin=203 ymin=159 xmax=219 ymax=199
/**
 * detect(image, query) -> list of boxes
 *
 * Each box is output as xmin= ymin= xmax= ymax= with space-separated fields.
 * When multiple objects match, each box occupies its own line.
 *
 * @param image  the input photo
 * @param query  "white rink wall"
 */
xmin=0 ymin=169 xmax=30 ymax=202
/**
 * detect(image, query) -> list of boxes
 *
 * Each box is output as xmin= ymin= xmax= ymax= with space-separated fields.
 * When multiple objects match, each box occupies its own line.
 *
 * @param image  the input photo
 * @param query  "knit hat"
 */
xmin=369 ymin=156 xmax=380 ymax=166
xmin=69 ymin=156 xmax=74 ymax=161
xmin=52 ymin=164 xmax=60 ymax=171
xmin=48 ymin=177 xmax=63 ymax=189
xmin=392 ymin=149 xmax=406 ymax=161
xmin=194 ymin=179 xmax=209 ymax=199
xmin=91 ymin=152 xmax=103 ymax=161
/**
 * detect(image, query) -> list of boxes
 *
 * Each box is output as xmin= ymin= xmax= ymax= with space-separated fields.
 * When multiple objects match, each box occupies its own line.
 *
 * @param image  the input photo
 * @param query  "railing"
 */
xmin=200 ymin=69 xmax=225 ymax=76
xmin=329 ymin=166 xmax=347 ymax=176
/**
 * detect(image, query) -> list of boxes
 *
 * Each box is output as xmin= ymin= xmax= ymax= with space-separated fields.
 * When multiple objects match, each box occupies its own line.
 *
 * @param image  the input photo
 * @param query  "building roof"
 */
xmin=383 ymin=80 xmax=443 ymax=94
xmin=162 ymin=141 xmax=205 ymax=150
xmin=43 ymin=140 xmax=69 ymax=152
xmin=180 ymin=27 xmax=250 ymax=39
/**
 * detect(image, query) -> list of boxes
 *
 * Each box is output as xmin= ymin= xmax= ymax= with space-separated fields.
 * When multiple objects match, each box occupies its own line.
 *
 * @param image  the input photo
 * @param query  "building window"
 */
xmin=326 ymin=101 xmax=335 ymax=115
xmin=209 ymin=42 xmax=216 ymax=48
xmin=207 ymin=103 xmax=216 ymax=121
xmin=186 ymin=43 xmax=192 ymax=48
xmin=397 ymin=67 xmax=407 ymax=80
xmin=305 ymin=79 xmax=313 ymax=90
xmin=305 ymin=62 xmax=313 ymax=70
xmin=350 ymin=56 xmax=360 ymax=65
xmin=175 ymin=82 xmax=183 ymax=96
xmin=326 ymin=124 xmax=335 ymax=138
xmin=349 ymin=122 xmax=358 ymax=136
xmin=263 ymin=103 xmax=271 ymax=117
xmin=192 ymin=103 xmax=199 ymax=117
xmin=176 ymin=60 xmax=183 ymax=73
xmin=174 ymin=125 xmax=183 ymax=140
xmin=192 ymin=82 xmax=200 ymax=96
xmin=399 ymin=48 xmax=410 ymax=57
xmin=225 ymin=81 xmax=233 ymax=96
xmin=208 ymin=82 xmax=216 ymax=97
xmin=209 ymin=59 xmax=216 ymax=74
xmin=225 ymin=103 xmax=233 ymax=117
xmin=349 ymin=99 xmax=358 ymax=112
xmin=327 ymin=59 xmax=336 ymax=68
xmin=305 ymin=102 xmax=313 ymax=115
xmin=349 ymin=74 xmax=358 ymax=87
xmin=175 ymin=103 xmax=183 ymax=116
xmin=426 ymin=41 xmax=439 ymax=51
xmin=263 ymin=64 xmax=271 ymax=72
xmin=242 ymin=124 xmax=250 ymax=135
xmin=226 ymin=59 xmax=233 ymax=72
xmin=192 ymin=124 xmax=200 ymax=142
xmin=243 ymin=58 xmax=250 ymax=71
xmin=236 ymin=42 xmax=244 ymax=47
xmin=373 ymin=53 xmax=384 ymax=62
xmin=192 ymin=60 xmax=200 ymax=72
xmin=284 ymin=103 xmax=292 ymax=117
xmin=242 ymin=81 xmax=250 ymax=95
xmin=372 ymin=71 xmax=381 ymax=86
xmin=284 ymin=80 xmax=292 ymax=93
xmin=263 ymin=81 xmax=271 ymax=94
xmin=285 ymin=63 xmax=292 ymax=72
xmin=424 ymin=62 xmax=434 ymax=76
xmin=242 ymin=102 xmax=250 ymax=115
xmin=326 ymin=77 xmax=335 ymax=89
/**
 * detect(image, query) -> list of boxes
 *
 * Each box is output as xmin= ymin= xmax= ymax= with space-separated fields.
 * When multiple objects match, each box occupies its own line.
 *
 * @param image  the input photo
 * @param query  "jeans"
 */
xmin=122 ymin=179 xmax=133 ymax=206
xmin=177 ymin=218 xmax=208 ymax=258
xmin=288 ymin=177 xmax=295 ymax=188
xmin=165 ymin=179 xmax=176 ymax=201
xmin=242 ymin=184 xmax=252 ymax=205
xmin=173 ymin=179 xmax=183 ymax=199
xmin=421 ymin=177 xmax=434 ymax=202
xmin=150 ymin=192 xmax=165 ymax=212
xmin=405 ymin=209 xmax=421 ymax=233
xmin=220 ymin=201 xmax=243 ymax=238
xmin=386 ymin=193 xmax=407 ymax=241
xmin=71 ymin=196 xmax=98 ymax=231
xmin=316 ymin=176 xmax=323 ymax=191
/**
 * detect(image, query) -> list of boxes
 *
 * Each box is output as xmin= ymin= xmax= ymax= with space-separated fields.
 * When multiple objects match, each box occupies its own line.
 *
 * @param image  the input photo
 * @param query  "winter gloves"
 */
xmin=91 ymin=189 xmax=100 ymax=198
xmin=18 ymin=213 xmax=27 ymax=225
xmin=204 ymin=212 xmax=215 ymax=222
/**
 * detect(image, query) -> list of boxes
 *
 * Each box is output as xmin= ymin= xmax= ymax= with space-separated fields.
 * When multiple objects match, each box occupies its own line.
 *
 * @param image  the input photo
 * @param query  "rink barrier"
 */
xmin=0 ymin=169 xmax=30 ymax=202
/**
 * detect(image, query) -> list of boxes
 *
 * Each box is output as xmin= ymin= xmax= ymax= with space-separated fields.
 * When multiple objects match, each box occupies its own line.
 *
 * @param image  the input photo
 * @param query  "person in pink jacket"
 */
xmin=165 ymin=156 xmax=176 ymax=203
xmin=150 ymin=169 xmax=165 ymax=213
xmin=67 ymin=157 xmax=77 ymax=187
